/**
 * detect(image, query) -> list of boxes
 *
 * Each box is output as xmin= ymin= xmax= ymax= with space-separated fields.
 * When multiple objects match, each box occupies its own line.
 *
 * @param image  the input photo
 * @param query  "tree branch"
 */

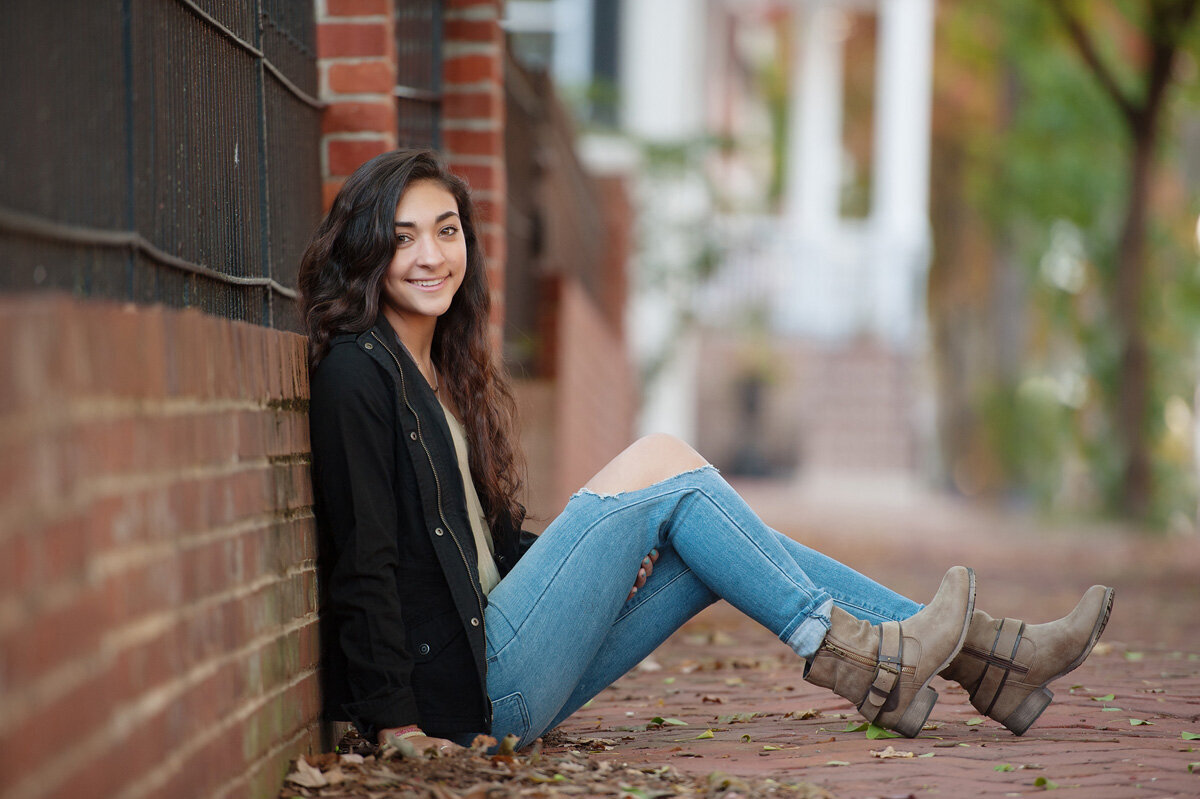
xmin=1047 ymin=0 xmax=1138 ymax=127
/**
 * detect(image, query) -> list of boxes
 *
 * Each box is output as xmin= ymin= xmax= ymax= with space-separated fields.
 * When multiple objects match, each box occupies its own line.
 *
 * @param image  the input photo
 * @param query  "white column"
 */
xmin=871 ymin=0 xmax=935 ymax=345
xmin=552 ymin=0 xmax=594 ymax=90
xmin=620 ymin=0 xmax=706 ymax=140
xmin=785 ymin=2 xmax=845 ymax=236
xmin=779 ymin=1 xmax=848 ymax=337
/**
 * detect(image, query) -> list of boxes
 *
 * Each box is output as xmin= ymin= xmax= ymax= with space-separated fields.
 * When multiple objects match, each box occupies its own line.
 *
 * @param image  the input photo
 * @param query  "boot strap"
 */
xmin=976 ymin=618 xmax=1026 ymax=715
xmin=861 ymin=622 xmax=903 ymax=721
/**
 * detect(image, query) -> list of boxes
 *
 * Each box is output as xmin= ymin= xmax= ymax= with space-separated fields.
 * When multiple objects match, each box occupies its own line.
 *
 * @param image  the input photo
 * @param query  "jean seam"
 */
xmin=495 ymin=484 xmax=706 ymax=652
xmin=613 ymin=563 xmax=698 ymax=624
xmin=686 ymin=485 xmax=826 ymax=608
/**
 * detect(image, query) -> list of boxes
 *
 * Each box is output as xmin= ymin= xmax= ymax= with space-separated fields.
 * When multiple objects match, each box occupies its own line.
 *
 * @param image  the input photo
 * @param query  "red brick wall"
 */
xmin=0 ymin=296 xmax=319 ymax=799
xmin=317 ymin=0 xmax=508 ymax=338
xmin=517 ymin=278 xmax=638 ymax=522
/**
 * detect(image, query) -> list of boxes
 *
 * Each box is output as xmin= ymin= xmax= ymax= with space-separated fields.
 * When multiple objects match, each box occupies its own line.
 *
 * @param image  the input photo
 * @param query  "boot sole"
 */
xmin=892 ymin=568 xmax=977 ymax=738
xmin=998 ymin=586 xmax=1115 ymax=736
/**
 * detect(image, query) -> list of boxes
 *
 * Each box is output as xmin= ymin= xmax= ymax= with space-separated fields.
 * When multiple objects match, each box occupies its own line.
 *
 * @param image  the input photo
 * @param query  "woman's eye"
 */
xmin=396 ymin=233 xmax=412 ymax=244
xmin=440 ymin=225 xmax=459 ymax=237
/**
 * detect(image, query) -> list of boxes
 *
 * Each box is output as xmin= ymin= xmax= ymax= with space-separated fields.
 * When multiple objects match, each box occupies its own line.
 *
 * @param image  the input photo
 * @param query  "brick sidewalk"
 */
xmin=554 ymin=477 xmax=1200 ymax=798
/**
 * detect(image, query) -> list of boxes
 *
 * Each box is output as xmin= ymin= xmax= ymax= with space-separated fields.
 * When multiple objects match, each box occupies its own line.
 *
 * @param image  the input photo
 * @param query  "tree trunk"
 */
xmin=1113 ymin=122 xmax=1156 ymax=518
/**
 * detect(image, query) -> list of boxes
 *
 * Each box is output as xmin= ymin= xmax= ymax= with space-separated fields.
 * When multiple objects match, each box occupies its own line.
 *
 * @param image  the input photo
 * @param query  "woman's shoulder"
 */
xmin=310 ymin=337 xmax=392 ymax=402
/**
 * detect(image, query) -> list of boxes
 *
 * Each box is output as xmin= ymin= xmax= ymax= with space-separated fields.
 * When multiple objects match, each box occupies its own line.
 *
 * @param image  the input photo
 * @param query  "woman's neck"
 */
xmin=383 ymin=309 xmax=438 ymax=388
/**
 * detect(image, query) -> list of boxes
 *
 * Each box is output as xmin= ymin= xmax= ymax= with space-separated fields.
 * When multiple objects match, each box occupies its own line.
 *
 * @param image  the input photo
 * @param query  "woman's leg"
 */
xmin=484 ymin=435 xmax=926 ymax=746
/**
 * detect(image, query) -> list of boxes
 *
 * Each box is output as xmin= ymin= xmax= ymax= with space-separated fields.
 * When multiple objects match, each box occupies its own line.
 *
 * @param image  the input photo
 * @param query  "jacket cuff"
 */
xmin=343 ymin=690 xmax=421 ymax=741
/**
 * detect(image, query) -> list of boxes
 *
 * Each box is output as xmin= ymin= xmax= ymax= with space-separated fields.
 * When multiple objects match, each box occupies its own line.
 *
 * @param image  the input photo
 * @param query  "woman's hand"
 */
xmin=379 ymin=728 xmax=462 ymax=757
xmin=627 ymin=549 xmax=659 ymax=601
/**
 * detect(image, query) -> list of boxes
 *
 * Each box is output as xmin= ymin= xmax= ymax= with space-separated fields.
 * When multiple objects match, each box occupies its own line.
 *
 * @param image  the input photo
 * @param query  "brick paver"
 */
xmin=554 ymin=476 xmax=1200 ymax=797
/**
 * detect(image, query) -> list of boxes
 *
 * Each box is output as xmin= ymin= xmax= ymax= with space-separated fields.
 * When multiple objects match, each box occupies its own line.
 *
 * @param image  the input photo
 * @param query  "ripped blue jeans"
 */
xmin=479 ymin=466 xmax=921 ymax=748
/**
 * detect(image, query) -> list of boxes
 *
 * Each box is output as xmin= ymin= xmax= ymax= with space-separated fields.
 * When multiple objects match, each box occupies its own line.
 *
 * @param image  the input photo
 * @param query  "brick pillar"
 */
xmin=443 ymin=0 xmax=508 ymax=338
xmin=316 ymin=0 xmax=399 ymax=209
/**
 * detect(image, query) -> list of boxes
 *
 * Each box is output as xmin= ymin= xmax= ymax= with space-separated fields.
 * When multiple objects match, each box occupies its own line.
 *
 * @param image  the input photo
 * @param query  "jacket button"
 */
xmin=364 ymin=342 xmax=374 ymax=350
xmin=434 ymin=527 xmax=444 ymax=536
xmin=418 ymin=643 xmax=430 ymax=655
xmin=409 ymin=431 xmax=418 ymax=441
xmin=470 ymin=617 xmax=480 ymax=627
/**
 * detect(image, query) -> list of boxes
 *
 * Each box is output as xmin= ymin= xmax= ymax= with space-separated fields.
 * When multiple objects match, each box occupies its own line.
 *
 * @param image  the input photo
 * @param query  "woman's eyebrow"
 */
xmin=394 ymin=211 xmax=460 ymax=228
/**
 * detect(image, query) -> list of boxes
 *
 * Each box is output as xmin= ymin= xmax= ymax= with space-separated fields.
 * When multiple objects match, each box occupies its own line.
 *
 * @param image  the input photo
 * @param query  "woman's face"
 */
xmin=380 ymin=179 xmax=467 ymax=330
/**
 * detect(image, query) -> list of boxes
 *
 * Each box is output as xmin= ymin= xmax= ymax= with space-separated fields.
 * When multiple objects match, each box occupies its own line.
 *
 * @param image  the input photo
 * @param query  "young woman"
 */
xmin=300 ymin=149 xmax=1114 ymax=756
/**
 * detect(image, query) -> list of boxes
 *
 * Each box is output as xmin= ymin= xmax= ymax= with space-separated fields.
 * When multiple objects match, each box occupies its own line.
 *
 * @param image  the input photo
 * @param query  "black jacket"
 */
xmin=309 ymin=318 xmax=535 ymax=739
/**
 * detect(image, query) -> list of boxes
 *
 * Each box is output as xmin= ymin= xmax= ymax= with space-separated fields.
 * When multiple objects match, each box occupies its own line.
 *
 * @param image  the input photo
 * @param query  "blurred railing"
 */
xmin=0 ymin=0 xmax=322 ymax=331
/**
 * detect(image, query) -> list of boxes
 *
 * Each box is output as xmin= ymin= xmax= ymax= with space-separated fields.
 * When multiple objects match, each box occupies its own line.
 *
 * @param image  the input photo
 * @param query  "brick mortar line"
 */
xmin=442 ymin=118 xmax=502 ymax=132
xmin=444 ymin=41 xmax=501 ymax=58
xmin=316 ymin=15 xmax=388 ymax=23
xmin=442 ymin=81 xmax=501 ymax=95
xmin=0 ymin=564 xmax=318 ymax=734
xmin=211 ymin=723 xmax=316 ymax=799
xmin=445 ymin=5 xmax=498 ymax=22
xmin=324 ymin=131 xmax=393 ymax=141
xmin=322 ymin=91 xmax=396 ymax=103
xmin=7 ymin=647 xmax=319 ymax=799
xmin=0 ymin=455 xmax=302 ymax=539
xmin=0 ymin=395 xmax=292 ymax=445
xmin=112 ymin=667 xmax=320 ymax=799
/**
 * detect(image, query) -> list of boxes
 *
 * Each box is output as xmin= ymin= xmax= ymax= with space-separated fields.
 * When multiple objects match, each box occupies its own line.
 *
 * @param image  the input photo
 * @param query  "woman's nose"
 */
xmin=415 ymin=233 xmax=446 ymax=266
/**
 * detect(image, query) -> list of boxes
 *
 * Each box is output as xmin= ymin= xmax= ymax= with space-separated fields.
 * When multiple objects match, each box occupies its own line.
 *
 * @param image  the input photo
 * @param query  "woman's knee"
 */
xmin=631 ymin=433 xmax=707 ymax=471
xmin=584 ymin=434 xmax=709 ymax=495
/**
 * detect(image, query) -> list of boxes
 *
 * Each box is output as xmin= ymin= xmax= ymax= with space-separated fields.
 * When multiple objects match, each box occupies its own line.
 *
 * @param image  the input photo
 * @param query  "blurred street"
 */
xmin=556 ymin=475 xmax=1200 ymax=797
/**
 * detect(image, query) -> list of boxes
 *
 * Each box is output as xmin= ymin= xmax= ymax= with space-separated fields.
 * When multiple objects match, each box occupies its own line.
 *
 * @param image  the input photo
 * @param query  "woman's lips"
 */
xmin=407 ymin=277 xmax=447 ymax=291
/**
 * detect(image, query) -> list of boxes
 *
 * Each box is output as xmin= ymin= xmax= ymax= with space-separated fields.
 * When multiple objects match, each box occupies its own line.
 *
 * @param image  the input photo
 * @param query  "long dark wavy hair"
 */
xmin=298 ymin=149 xmax=524 ymax=531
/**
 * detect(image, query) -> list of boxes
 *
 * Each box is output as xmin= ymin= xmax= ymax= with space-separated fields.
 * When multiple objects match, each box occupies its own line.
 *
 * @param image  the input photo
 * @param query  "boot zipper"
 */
xmin=370 ymin=331 xmax=491 ymax=725
xmin=823 ymin=641 xmax=915 ymax=675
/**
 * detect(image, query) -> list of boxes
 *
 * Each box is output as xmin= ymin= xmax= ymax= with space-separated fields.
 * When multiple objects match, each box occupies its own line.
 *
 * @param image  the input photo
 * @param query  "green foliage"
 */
xmin=948 ymin=0 xmax=1200 ymax=525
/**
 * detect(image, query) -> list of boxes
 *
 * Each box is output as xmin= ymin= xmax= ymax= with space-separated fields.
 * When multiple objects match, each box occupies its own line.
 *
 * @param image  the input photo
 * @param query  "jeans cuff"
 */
xmin=783 ymin=597 xmax=834 ymax=659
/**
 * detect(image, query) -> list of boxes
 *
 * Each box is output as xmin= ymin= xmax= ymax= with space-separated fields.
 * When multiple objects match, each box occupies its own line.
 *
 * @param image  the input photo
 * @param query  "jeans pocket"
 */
xmin=489 ymin=691 xmax=532 ymax=747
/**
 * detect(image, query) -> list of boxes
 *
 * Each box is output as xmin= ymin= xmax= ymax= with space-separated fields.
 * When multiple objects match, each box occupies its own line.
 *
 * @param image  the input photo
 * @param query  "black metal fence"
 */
xmin=0 ymin=0 xmax=322 ymax=330
xmin=395 ymin=0 xmax=442 ymax=149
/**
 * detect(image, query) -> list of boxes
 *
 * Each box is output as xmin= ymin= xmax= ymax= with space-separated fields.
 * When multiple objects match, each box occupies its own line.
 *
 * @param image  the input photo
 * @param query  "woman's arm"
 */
xmin=310 ymin=348 xmax=420 ymax=736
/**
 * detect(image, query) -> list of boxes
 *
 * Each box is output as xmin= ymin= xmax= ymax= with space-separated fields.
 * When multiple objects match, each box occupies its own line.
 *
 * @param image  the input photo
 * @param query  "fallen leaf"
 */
xmin=1129 ymin=718 xmax=1154 ymax=726
xmin=1034 ymin=776 xmax=1059 ymax=789
xmin=1091 ymin=642 xmax=1112 ymax=656
xmin=718 ymin=713 xmax=757 ymax=724
xmin=649 ymin=717 xmax=688 ymax=726
xmin=786 ymin=708 xmax=821 ymax=720
xmin=724 ymin=677 xmax=744 ymax=686
xmin=826 ymin=760 xmax=851 ymax=766
xmin=1124 ymin=651 xmax=1144 ymax=662
xmin=1093 ymin=694 xmax=1116 ymax=702
xmin=965 ymin=717 xmax=984 ymax=726
xmin=1188 ymin=762 xmax=1199 ymax=773
xmin=762 ymin=745 xmax=782 ymax=751
xmin=866 ymin=724 xmax=901 ymax=740
xmin=638 ymin=657 xmax=663 ymax=672
xmin=871 ymin=745 xmax=914 ymax=759
xmin=285 ymin=758 xmax=327 ymax=788
xmin=917 ymin=752 xmax=936 ymax=758
xmin=663 ymin=676 xmax=676 ymax=684
xmin=1100 ymin=707 xmax=1123 ymax=712
xmin=995 ymin=764 xmax=1015 ymax=772
xmin=1183 ymin=732 xmax=1200 ymax=741
xmin=695 ymin=729 xmax=715 ymax=739
xmin=843 ymin=722 xmax=869 ymax=732
xmin=740 ymin=734 xmax=752 ymax=743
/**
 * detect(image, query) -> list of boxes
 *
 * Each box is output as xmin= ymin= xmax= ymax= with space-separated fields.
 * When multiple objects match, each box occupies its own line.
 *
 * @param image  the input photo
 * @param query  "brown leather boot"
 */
xmin=940 ymin=585 xmax=1115 ymax=735
xmin=804 ymin=566 xmax=975 ymax=737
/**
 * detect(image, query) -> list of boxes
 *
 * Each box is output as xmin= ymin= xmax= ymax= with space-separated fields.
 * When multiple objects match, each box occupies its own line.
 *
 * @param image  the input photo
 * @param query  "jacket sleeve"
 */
xmin=309 ymin=348 xmax=419 ymax=736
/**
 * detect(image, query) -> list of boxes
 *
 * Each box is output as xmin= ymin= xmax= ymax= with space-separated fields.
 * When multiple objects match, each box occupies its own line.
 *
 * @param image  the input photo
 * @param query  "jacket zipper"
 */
xmin=370 ymin=330 xmax=491 ymax=724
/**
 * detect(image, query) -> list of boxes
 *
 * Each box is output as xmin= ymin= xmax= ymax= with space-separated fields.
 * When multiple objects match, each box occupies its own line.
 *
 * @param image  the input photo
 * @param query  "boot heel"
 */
xmin=892 ymin=686 xmax=938 ymax=738
xmin=1002 ymin=688 xmax=1052 ymax=736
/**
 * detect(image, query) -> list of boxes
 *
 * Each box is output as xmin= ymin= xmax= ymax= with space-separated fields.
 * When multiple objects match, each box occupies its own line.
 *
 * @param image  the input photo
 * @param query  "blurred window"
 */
xmin=395 ymin=0 xmax=444 ymax=149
